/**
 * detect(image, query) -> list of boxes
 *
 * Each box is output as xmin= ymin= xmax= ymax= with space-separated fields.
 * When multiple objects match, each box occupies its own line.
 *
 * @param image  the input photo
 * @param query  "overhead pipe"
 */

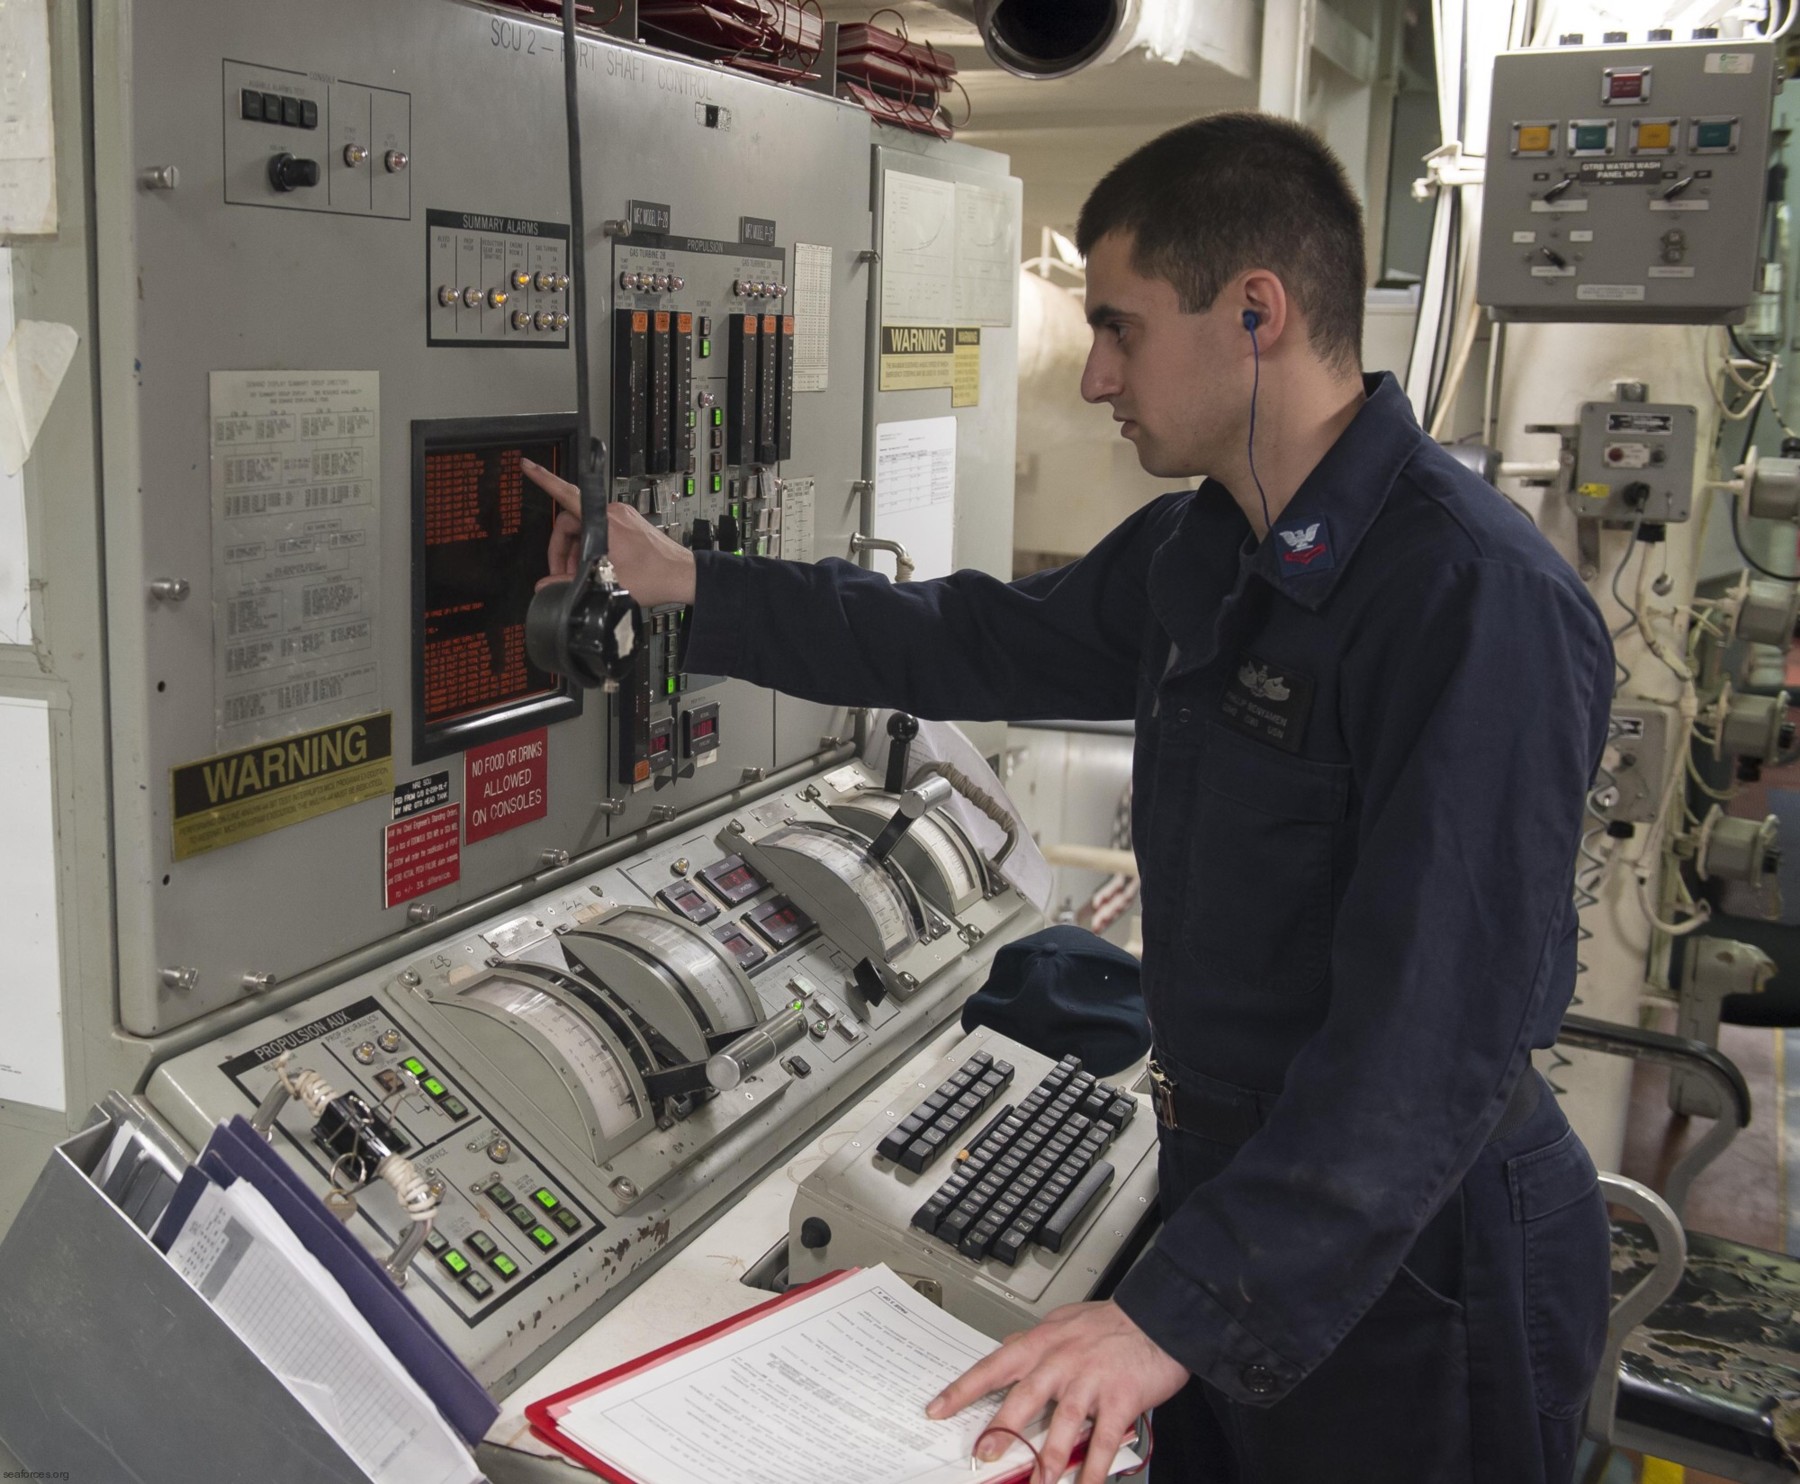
xmin=934 ymin=0 xmax=1242 ymax=80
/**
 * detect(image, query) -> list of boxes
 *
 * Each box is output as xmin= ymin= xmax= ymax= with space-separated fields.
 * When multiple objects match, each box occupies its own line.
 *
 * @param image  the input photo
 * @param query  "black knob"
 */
xmin=1648 ymin=27 xmax=1672 ymax=39
xmin=1620 ymin=481 xmax=1651 ymax=510
xmin=689 ymin=518 xmax=714 ymax=551
xmin=268 ymin=153 xmax=320 ymax=192
xmin=1604 ymin=30 xmax=1627 ymax=41
xmin=717 ymin=513 xmax=741 ymax=553
xmin=885 ymin=712 xmax=919 ymax=793
xmin=799 ymin=1216 xmax=831 ymax=1250
xmin=1693 ymin=25 xmax=1719 ymax=37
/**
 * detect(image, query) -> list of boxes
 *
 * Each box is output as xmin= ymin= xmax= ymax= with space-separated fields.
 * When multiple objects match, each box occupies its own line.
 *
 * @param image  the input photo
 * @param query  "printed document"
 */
xmin=558 ymin=1265 xmax=1139 ymax=1484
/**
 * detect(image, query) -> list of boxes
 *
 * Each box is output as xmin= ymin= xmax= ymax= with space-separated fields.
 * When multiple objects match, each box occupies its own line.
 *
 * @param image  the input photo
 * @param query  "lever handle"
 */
xmin=868 ymin=774 xmax=953 ymax=861
xmin=884 ymin=712 xmax=919 ymax=792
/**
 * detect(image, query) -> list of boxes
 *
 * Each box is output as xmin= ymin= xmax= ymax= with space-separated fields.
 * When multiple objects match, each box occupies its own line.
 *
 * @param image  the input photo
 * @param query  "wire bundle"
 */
xmin=638 ymin=0 xmax=826 ymax=82
xmin=836 ymin=18 xmax=965 ymax=139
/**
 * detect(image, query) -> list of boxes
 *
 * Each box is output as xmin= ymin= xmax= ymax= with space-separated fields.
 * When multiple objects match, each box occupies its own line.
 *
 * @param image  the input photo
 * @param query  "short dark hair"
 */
xmin=1076 ymin=112 xmax=1367 ymax=371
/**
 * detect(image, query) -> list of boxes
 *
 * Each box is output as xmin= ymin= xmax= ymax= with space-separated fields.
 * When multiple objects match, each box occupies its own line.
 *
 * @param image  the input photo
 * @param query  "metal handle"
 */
xmin=706 ymin=993 xmax=814 ymax=1090
xmin=868 ymin=775 xmax=954 ymax=861
xmin=850 ymin=533 xmax=916 ymax=582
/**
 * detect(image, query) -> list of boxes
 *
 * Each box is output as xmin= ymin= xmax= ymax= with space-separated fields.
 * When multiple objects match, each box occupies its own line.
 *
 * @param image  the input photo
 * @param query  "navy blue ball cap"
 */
xmin=962 ymin=925 xmax=1150 ymax=1078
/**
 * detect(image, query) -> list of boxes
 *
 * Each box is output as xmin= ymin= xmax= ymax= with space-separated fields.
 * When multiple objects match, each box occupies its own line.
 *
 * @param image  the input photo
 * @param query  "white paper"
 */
xmin=954 ymin=182 xmax=1017 ymax=329
xmin=559 ymin=1265 xmax=1136 ymax=1484
xmin=881 ymin=171 xmax=956 ymax=326
xmin=0 ymin=0 xmax=55 ymax=238
xmin=780 ymin=475 xmax=816 ymax=562
xmin=166 ymin=1180 xmax=480 ymax=1484
xmin=793 ymin=242 xmax=832 ymax=393
xmin=875 ymin=416 xmax=956 ymax=581
xmin=0 ymin=247 xmax=24 ymax=644
xmin=209 ymin=370 xmax=381 ymax=749
xmin=0 ymin=315 xmax=76 ymax=474
xmin=0 ymin=694 xmax=62 ymax=1111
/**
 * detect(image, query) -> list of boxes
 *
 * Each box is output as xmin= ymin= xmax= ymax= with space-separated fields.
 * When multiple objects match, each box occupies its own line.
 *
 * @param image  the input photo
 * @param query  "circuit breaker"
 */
xmin=1478 ymin=37 xmax=1778 ymax=322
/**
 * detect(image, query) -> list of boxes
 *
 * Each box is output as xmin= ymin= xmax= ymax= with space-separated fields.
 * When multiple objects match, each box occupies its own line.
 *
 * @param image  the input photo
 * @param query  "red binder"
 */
xmin=524 ymin=1268 xmax=1087 ymax=1483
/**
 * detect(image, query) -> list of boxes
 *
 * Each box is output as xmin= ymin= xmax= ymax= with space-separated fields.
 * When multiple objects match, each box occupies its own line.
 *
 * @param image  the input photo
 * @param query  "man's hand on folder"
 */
xmin=925 ymin=1300 xmax=1187 ymax=1484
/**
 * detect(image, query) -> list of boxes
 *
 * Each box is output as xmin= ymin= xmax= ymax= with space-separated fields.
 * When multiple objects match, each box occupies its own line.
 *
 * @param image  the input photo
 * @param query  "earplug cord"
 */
xmin=1246 ymin=314 xmax=1273 ymax=536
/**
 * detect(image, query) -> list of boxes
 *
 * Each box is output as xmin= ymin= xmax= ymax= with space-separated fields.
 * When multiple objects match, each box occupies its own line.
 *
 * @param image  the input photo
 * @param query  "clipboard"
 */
xmin=525 ymin=1267 xmax=1087 ymax=1484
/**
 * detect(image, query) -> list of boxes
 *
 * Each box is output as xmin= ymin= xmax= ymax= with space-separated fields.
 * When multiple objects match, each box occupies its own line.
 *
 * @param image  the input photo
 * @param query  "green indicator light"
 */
xmin=532 ymin=1226 xmax=556 ymax=1249
xmin=533 ymin=1189 xmax=559 ymax=1210
xmin=665 ymin=676 xmax=677 ymax=695
xmin=443 ymin=1251 xmax=469 ymax=1274
xmin=422 ymin=1077 xmax=446 ymax=1098
xmin=1696 ymin=120 xmax=1735 ymax=149
xmin=791 ymin=999 xmax=803 ymax=1010
xmin=711 ymin=475 xmax=723 ymax=493
xmin=1573 ymin=124 xmax=1609 ymax=152
xmin=401 ymin=1058 xmax=426 ymax=1076
xmin=712 ymin=408 xmax=723 ymax=426
xmin=700 ymin=338 xmax=712 ymax=357
xmin=492 ymin=1255 xmax=518 ymax=1277
xmin=684 ymin=477 xmax=695 ymax=496
xmin=687 ymin=410 xmax=697 ymax=427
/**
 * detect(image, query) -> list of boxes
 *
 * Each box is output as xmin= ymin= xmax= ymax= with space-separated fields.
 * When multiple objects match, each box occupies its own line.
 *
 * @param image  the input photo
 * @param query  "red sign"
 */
xmin=384 ymin=803 xmax=461 ymax=908
xmin=465 ymin=727 xmax=548 ymax=843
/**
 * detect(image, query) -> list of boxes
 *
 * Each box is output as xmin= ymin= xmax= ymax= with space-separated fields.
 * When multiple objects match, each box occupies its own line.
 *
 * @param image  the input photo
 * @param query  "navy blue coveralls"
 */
xmin=686 ymin=374 xmax=1616 ymax=1482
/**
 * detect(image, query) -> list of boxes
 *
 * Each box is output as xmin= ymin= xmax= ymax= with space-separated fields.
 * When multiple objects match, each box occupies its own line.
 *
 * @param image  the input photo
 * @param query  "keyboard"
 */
xmin=901 ymin=1054 xmax=1136 ymax=1265
xmin=788 ymin=1029 xmax=1159 ymax=1341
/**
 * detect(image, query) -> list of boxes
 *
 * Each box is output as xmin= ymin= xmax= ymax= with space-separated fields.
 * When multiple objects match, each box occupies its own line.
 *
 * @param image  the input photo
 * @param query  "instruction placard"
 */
xmin=465 ymin=727 xmax=547 ymax=843
xmin=171 ymin=712 xmax=393 ymax=861
xmin=951 ymin=328 xmax=981 ymax=408
xmin=384 ymin=802 xmax=461 ymax=908
xmin=210 ymin=370 xmax=381 ymax=751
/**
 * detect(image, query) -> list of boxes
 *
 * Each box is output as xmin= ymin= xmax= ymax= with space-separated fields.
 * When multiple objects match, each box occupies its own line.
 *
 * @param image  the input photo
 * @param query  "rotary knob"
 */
xmin=267 ymin=153 xmax=320 ymax=193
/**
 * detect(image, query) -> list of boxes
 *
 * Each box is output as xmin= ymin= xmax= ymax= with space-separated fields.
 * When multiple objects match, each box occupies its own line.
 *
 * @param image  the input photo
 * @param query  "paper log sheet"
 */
xmin=558 ymin=1266 xmax=1125 ymax=1484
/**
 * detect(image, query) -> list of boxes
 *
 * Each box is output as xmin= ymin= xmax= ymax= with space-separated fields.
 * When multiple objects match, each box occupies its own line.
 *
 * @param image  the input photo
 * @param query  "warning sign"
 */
xmin=171 ymin=713 xmax=393 ymax=861
xmin=384 ymin=803 xmax=461 ymax=908
xmin=465 ymin=727 xmax=548 ymax=843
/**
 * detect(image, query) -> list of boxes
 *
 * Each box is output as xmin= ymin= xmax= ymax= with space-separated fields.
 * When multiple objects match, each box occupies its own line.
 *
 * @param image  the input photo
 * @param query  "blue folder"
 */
xmin=151 ymin=1116 xmax=498 ymax=1447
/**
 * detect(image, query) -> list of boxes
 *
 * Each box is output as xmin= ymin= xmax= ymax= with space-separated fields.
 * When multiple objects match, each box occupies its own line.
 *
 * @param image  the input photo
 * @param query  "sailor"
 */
xmin=527 ymin=112 xmax=1614 ymax=1484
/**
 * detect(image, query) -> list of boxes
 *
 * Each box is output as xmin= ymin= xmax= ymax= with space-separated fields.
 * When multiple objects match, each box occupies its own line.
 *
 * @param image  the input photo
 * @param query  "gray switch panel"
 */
xmin=1567 ymin=400 xmax=1698 ymax=521
xmin=1478 ymin=39 xmax=1777 ymax=322
xmin=224 ymin=60 xmax=411 ymax=218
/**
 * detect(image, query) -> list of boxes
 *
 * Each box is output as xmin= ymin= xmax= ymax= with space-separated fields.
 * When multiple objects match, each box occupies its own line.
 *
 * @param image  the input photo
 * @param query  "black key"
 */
xmin=938 ymin=1206 xmax=978 ymax=1244
xmin=951 ymin=1094 xmax=980 ymax=1119
xmin=1065 ymin=1115 xmax=1092 ymax=1137
xmin=959 ymin=1219 xmax=1002 ymax=1260
xmin=1081 ymin=1090 xmax=1111 ymax=1118
xmin=932 ymin=1114 xmax=961 ymax=1137
xmin=240 ymin=88 xmax=265 ymax=120
xmin=1104 ymin=1096 xmax=1137 ymax=1130
xmin=902 ymin=1139 xmax=935 ymax=1172
xmin=897 ymin=1112 xmax=927 ymax=1137
xmin=913 ymin=1195 xmax=954 ymax=1234
xmin=922 ymin=1093 xmax=950 ymax=1116
xmin=969 ymin=1050 xmax=994 ymax=1069
xmin=877 ymin=1133 xmax=909 ymax=1162
xmin=1039 ymin=1161 xmax=1115 ymax=1253
xmin=992 ymin=1223 xmax=1033 ymax=1266
xmin=1023 ymin=1196 xmax=1055 ymax=1227
xmin=992 ymin=1060 xmax=1014 ymax=1079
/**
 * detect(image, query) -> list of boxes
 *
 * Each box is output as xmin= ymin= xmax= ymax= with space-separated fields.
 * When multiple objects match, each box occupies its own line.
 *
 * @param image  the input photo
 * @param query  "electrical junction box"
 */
xmin=1603 ymin=700 xmax=1675 ymax=824
xmin=1566 ymin=401 xmax=1698 ymax=521
xmin=1478 ymin=38 xmax=1778 ymax=322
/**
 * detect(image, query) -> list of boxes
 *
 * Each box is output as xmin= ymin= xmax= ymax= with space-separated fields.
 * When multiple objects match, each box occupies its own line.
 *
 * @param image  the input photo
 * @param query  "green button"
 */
xmin=1695 ymin=119 xmax=1735 ymax=150
xmin=711 ymin=475 xmax=722 ymax=493
xmin=467 ymin=1231 xmax=498 ymax=1258
xmin=421 ymin=1076 xmax=447 ymax=1098
xmin=1572 ymin=123 xmax=1610 ymax=152
xmin=700 ymin=337 xmax=712 ymax=357
xmin=488 ymin=1183 xmax=516 ymax=1207
xmin=509 ymin=1204 xmax=537 ymax=1230
xmin=711 ymin=408 xmax=723 ymax=426
xmin=687 ymin=410 xmax=697 ymax=427
xmin=553 ymin=1207 xmax=581 ymax=1233
xmin=533 ymin=1189 xmax=560 ymax=1211
xmin=491 ymin=1253 xmax=519 ymax=1279
xmin=441 ymin=1096 xmax=467 ymax=1119
xmin=401 ymin=1057 xmax=427 ymax=1077
xmin=531 ymin=1225 xmax=557 ymax=1250
xmin=441 ymin=1249 xmax=470 ymax=1275
xmin=461 ymin=1272 xmax=493 ymax=1299
xmin=684 ymin=477 xmax=696 ymax=496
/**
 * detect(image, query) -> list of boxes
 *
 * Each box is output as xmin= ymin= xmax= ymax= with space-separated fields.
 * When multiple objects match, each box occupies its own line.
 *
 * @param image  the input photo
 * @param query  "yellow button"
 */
xmin=1635 ymin=121 xmax=1673 ymax=151
xmin=1516 ymin=124 xmax=1553 ymax=154
xmin=1578 ymin=483 xmax=1611 ymax=502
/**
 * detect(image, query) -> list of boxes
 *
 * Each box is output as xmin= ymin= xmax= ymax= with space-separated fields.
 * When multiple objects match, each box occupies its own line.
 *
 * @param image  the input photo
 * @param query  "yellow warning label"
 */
xmin=170 ymin=713 xmax=394 ymax=861
xmin=952 ymin=327 xmax=981 ymax=408
xmin=880 ymin=324 xmax=954 ymax=393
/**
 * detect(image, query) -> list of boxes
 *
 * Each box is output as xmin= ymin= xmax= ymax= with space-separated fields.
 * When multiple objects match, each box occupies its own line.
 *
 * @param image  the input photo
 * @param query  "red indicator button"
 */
xmin=1606 ymin=70 xmax=1645 ymax=101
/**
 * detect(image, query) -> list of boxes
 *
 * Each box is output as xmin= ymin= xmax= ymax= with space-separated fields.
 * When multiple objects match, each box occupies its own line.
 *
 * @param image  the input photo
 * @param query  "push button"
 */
xmin=401 ymin=1057 xmax=427 ymax=1078
xmin=1240 ymin=1364 xmax=1277 ymax=1396
xmin=425 ymin=1228 xmax=449 ymax=1254
xmin=508 ymin=1204 xmax=538 ymax=1231
xmin=487 ymin=1182 xmax=516 ymax=1207
xmin=261 ymin=92 xmax=282 ymax=122
xmin=241 ymin=89 xmax=265 ymax=121
xmin=421 ymin=1076 xmax=448 ymax=1099
xmin=553 ymin=1207 xmax=581 ymax=1234
xmin=441 ymin=1095 xmax=468 ymax=1119
xmin=281 ymin=96 xmax=302 ymax=128
xmin=466 ymin=1231 xmax=498 ymax=1259
xmin=299 ymin=99 xmax=318 ymax=129
xmin=490 ymin=1253 xmax=520 ymax=1280
xmin=440 ymin=1249 xmax=470 ymax=1276
xmin=532 ymin=1188 xmax=560 ymax=1212
xmin=461 ymin=1271 xmax=493 ymax=1299
xmin=530 ymin=1225 xmax=557 ymax=1251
